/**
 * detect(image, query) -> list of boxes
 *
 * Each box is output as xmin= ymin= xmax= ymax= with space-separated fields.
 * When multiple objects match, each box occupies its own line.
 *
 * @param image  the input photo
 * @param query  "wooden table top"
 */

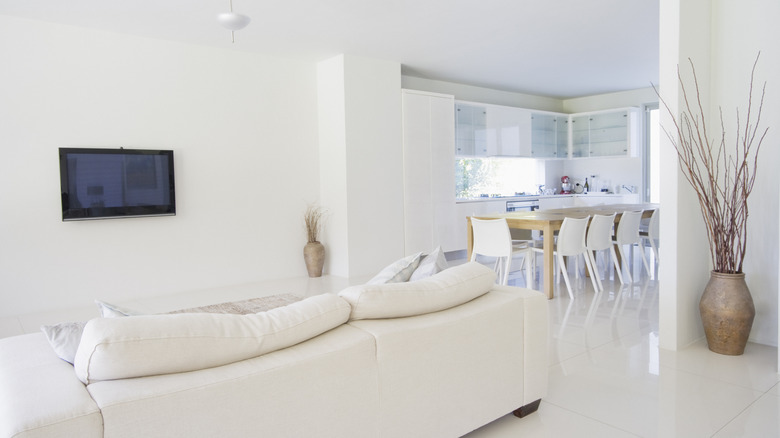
xmin=473 ymin=203 xmax=659 ymax=224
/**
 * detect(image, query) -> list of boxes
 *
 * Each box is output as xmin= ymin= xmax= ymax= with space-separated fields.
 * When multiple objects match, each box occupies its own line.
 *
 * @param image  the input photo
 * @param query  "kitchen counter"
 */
xmin=456 ymin=193 xmax=631 ymax=203
xmin=456 ymin=195 xmax=539 ymax=204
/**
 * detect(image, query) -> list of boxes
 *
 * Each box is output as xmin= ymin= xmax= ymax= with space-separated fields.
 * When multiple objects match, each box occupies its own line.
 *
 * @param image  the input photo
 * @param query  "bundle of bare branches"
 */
xmin=656 ymin=54 xmax=768 ymax=274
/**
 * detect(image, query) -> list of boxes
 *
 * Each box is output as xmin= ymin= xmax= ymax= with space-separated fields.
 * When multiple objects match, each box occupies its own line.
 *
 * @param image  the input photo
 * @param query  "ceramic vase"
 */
xmin=303 ymin=241 xmax=325 ymax=278
xmin=699 ymin=271 xmax=755 ymax=355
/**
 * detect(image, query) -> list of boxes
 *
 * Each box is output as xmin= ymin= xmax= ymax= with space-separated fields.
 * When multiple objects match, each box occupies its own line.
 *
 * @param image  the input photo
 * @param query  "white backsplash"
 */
xmin=543 ymin=157 xmax=642 ymax=195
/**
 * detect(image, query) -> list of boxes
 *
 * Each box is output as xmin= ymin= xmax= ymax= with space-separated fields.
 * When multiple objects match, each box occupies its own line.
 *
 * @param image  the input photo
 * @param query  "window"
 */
xmin=455 ymin=158 xmax=540 ymax=198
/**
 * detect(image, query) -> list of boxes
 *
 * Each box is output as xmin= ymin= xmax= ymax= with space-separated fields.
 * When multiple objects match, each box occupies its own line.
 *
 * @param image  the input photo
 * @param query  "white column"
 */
xmin=317 ymin=55 xmax=405 ymax=278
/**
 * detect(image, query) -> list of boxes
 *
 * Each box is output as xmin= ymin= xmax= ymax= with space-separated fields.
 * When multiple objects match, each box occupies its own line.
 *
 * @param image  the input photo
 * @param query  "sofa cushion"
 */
xmin=73 ymin=294 xmax=351 ymax=384
xmin=366 ymin=252 xmax=423 ymax=284
xmin=40 ymin=321 xmax=87 ymax=365
xmin=409 ymin=246 xmax=448 ymax=281
xmin=338 ymin=262 xmax=497 ymax=320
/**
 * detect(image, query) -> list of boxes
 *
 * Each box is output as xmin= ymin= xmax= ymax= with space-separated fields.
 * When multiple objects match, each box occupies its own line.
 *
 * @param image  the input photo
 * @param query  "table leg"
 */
xmin=542 ymin=223 xmax=554 ymax=299
xmin=466 ymin=217 xmax=474 ymax=260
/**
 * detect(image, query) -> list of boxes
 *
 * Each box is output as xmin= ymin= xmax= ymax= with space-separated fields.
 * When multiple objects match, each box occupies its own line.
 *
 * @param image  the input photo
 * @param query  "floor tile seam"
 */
xmin=540 ymin=399 xmax=644 ymax=437
xmin=708 ymin=390 xmax=776 ymax=438
xmin=547 ymin=338 xmax=589 ymax=366
xmin=658 ymin=363 xmax=772 ymax=395
xmin=547 ymin=328 xmax=650 ymax=370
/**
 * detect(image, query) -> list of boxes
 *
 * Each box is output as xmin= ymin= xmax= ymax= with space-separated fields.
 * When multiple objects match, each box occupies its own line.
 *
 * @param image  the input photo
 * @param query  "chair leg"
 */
xmin=558 ymin=253 xmax=574 ymax=299
xmin=650 ymin=239 xmax=659 ymax=264
xmin=524 ymin=250 xmax=534 ymax=289
xmin=583 ymin=250 xmax=599 ymax=293
xmin=617 ymin=244 xmax=632 ymax=283
xmin=610 ymin=247 xmax=626 ymax=285
xmin=588 ymin=250 xmax=603 ymax=292
xmin=500 ymin=256 xmax=510 ymax=285
xmin=637 ymin=242 xmax=651 ymax=277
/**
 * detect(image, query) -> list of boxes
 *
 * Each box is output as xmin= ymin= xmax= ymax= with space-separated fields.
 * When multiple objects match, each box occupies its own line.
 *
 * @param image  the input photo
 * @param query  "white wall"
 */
xmin=319 ymin=55 xmax=406 ymax=277
xmin=563 ymin=87 xmax=658 ymax=113
xmin=709 ymin=0 xmax=779 ymax=347
xmin=402 ymin=76 xmax=564 ymax=113
xmin=0 ymin=16 xmax=321 ymax=317
xmin=658 ymin=0 xmax=780 ymax=350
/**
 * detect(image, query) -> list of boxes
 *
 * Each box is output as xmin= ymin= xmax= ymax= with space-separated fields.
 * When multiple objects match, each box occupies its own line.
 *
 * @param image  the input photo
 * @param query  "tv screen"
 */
xmin=59 ymin=148 xmax=176 ymax=221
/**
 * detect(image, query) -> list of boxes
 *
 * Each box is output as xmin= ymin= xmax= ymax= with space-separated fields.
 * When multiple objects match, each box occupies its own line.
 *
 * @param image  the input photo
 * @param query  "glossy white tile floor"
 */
xmin=1 ymin=255 xmax=777 ymax=438
xmin=464 ymin=255 xmax=780 ymax=438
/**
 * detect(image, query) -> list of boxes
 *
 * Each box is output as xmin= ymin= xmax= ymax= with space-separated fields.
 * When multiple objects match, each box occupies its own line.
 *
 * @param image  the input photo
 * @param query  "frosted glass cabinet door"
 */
xmin=530 ymin=113 xmax=557 ymax=158
xmin=556 ymin=116 xmax=569 ymax=158
xmin=589 ymin=110 xmax=629 ymax=156
xmin=455 ymin=103 xmax=487 ymax=156
xmin=570 ymin=115 xmax=590 ymax=158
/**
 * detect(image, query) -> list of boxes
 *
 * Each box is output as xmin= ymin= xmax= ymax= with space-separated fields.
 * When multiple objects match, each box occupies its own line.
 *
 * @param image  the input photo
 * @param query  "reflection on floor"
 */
xmin=464 ymin=255 xmax=780 ymax=438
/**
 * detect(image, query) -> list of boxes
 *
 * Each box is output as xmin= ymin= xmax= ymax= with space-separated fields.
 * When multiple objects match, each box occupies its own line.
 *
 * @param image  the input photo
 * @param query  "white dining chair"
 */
xmin=554 ymin=216 xmax=599 ymax=298
xmin=585 ymin=213 xmax=625 ymax=291
xmin=640 ymin=208 xmax=660 ymax=266
xmin=470 ymin=218 xmax=532 ymax=286
xmin=613 ymin=211 xmax=651 ymax=283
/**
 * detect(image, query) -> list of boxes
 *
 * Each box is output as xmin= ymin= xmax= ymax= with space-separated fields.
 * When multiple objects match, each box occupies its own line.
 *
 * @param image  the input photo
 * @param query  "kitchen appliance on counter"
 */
xmin=506 ymin=197 xmax=540 ymax=212
xmin=560 ymin=176 xmax=572 ymax=194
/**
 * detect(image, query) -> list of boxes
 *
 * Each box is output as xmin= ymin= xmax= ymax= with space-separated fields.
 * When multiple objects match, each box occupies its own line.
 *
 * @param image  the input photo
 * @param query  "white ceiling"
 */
xmin=0 ymin=0 xmax=659 ymax=99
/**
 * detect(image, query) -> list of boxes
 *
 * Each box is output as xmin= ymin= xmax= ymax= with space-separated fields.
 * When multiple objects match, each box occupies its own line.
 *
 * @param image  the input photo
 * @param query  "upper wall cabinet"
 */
xmin=486 ymin=105 xmax=532 ymax=157
xmin=455 ymin=101 xmax=640 ymax=159
xmin=530 ymin=112 xmax=568 ymax=158
xmin=570 ymin=108 xmax=641 ymax=158
xmin=455 ymin=103 xmax=487 ymax=156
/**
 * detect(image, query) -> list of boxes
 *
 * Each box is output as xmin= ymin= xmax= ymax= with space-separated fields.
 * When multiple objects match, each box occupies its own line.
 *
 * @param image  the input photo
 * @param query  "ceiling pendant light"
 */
xmin=217 ymin=0 xmax=250 ymax=43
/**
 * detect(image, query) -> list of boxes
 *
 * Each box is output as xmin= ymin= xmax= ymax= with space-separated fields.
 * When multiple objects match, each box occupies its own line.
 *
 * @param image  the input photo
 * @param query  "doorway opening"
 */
xmin=643 ymin=104 xmax=660 ymax=203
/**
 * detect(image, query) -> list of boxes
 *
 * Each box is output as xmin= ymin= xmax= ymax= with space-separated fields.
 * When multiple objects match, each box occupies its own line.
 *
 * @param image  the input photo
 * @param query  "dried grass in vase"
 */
xmin=303 ymin=204 xmax=326 ymax=243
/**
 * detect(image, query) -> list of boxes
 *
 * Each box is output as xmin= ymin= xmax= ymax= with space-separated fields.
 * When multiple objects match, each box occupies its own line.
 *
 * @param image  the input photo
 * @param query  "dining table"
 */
xmin=466 ymin=203 xmax=659 ymax=299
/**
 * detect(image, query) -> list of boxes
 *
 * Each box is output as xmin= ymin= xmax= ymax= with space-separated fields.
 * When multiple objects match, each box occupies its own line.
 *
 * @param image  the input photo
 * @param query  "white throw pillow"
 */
xmin=339 ymin=261 xmax=497 ymax=320
xmin=94 ymin=300 xmax=144 ymax=317
xmin=409 ymin=246 xmax=448 ymax=281
xmin=366 ymin=252 xmax=424 ymax=284
xmin=40 ymin=321 xmax=87 ymax=364
xmin=74 ymin=294 xmax=351 ymax=384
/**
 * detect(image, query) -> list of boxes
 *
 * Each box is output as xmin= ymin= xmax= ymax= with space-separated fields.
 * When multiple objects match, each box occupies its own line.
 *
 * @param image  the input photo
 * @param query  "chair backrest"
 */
xmin=586 ymin=213 xmax=616 ymax=251
xmin=648 ymin=208 xmax=659 ymax=239
xmin=470 ymin=218 xmax=513 ymax=260
xmin=556 ymin=216 xmax=590 ymax=256
xmin=616 ymin=211 xmax=643 ymax=244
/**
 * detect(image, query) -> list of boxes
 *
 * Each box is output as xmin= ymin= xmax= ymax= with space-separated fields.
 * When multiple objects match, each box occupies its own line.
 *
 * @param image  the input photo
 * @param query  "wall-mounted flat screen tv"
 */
xmin=59 ymin=148 xmax=176 ymax=221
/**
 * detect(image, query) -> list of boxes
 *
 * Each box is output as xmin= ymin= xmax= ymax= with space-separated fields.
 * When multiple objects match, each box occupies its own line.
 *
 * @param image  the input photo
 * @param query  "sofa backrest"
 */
xmin=74 ymin=294 xmax=351 ymax=384
xmin=338 ymin=262 xmax=497 ymax=320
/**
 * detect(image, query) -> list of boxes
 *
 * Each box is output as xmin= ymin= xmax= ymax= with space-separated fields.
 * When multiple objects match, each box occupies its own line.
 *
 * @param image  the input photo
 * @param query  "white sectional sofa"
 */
xmin=0 ymin=262 xmax=548 ymax=438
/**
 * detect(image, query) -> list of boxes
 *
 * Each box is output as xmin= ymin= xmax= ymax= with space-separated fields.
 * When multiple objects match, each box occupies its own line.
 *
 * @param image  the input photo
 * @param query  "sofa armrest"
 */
xmin=491 ymin=285 xmax=549 ymax=404
xmin=348 ymin=286 xmax=548 ymax=437
xmin=0 ymin=333 xmax=102 ymax=438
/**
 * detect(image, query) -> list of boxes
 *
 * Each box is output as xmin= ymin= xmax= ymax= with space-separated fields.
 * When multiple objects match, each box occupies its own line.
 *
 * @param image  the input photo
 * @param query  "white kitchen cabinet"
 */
xmin=403 ymin=90 xmax=457 ymax=253
xmin=486 ymin=105 xmax=531 ymax=157
xmin=531 ymin=112 xmax=568 ymax=158
xmin=455 ymin=102 xmax=487 ymax=157
xmin=451 ymin=200 xmax=508 ymax=250
xmin=538 ymin=196 xmax=574 ymax=210
xmin=569 ymin=108 xmax=641 ymax=158
xmin=570 ymin=114 xmax=590 ymax=158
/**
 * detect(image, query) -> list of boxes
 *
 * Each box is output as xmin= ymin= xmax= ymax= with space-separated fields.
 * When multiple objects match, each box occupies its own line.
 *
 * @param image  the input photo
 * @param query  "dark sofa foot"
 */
xmin=512 ymin=399 xmax=541 ymax=418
